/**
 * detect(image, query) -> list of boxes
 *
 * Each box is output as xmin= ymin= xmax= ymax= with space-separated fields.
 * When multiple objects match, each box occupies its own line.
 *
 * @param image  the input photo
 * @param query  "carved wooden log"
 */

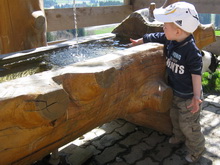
xmin=0 ymin=43 xmax=172 ymax=165
xmin=0 ymin=0 xmax=47 ymax=55
xmin=112 ymin=0 xmax=216 ymax=49
xmin=112 ymin=3 xmax=163 ymax=39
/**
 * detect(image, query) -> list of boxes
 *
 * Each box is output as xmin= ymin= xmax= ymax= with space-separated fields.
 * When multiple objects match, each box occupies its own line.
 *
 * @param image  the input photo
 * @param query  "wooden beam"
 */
xmin=45 ymin=1 xmax=220 ymax=32
xmin=192 ymin=0 xmax=220 ymax=14
xmin=131 ymin=0 xmax=220 ymax=14
xmin=45 ymin=5 xmax=133 ymax=32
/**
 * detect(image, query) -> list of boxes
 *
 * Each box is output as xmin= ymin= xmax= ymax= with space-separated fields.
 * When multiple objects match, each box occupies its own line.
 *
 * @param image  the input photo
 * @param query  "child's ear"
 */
xmin=176 ymin=28 xmax=182 ymax=36
xmin=176 ymin=28 xmax=182 ymax=35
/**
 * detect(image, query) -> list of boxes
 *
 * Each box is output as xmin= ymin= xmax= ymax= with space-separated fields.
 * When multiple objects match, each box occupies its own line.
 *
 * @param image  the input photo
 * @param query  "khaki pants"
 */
xmin=170 ymin=96 xmax=205 ymax=155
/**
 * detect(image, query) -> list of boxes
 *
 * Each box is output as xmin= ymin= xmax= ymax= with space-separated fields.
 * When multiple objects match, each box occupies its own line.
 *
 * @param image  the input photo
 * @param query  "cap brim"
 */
xmin=153 ymin=8 xmax=173 ymax=23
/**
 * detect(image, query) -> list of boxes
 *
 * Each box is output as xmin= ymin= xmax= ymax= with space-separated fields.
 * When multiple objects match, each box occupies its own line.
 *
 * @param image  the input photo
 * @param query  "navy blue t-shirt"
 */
xmin=143 ymin=32 xmax=202 ymax=99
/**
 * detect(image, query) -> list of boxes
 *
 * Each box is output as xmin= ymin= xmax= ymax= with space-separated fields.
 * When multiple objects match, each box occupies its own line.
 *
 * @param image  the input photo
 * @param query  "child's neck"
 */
xmin=176 ymin=33 xmax=191 ymax=42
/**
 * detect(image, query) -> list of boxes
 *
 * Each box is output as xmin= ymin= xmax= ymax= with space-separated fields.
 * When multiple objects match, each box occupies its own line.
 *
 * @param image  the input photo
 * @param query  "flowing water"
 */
xmin=0 ymin=1 xmax=128 ymax=83
xmin=72 ymin=0 xmax=80 ymax=56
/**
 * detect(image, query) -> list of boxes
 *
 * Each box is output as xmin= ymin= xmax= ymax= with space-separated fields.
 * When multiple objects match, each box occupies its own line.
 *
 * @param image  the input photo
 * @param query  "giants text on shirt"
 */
xmin=166 ymin=51 xmax=185 ymax=74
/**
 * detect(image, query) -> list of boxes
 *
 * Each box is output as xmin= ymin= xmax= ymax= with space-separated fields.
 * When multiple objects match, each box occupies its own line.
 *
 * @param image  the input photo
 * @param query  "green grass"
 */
xmin=93 ymin=26 xmax=115 ymax=35
xmin=215 ymin=30 xmax=220 ymax=36
xmin=84 ymin=26 xmax=116 ymax=36
xmin=202 ymin=70 xmax=220 ymax=93
xmin=56 ymin=0 xmax=72 ymax=4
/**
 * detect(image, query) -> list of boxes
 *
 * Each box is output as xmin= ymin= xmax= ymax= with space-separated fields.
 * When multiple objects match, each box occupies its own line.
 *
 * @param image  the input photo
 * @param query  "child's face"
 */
xmin=163 ymin=23 xmax=179 ymax=40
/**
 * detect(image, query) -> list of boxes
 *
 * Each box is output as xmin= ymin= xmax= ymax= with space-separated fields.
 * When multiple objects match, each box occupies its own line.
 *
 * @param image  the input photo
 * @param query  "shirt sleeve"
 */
xmin=143 ymin=32 xmax=167 ymax=44
xmin=186 ymin=49 xmax=203 ymax=75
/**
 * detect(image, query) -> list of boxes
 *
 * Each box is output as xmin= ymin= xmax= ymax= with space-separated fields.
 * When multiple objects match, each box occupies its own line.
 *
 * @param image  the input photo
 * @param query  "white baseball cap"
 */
xmin=153 ymin=1 xmax=200 ymax=33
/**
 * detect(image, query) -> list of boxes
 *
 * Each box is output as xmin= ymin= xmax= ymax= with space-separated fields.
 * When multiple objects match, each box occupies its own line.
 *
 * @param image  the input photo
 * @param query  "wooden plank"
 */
xmin=131 ymin=0 xmax=164 ymax=11
xmin=132 ymin=0 xmax=220 ymax=14
xmin=45 ymin=1 xmax=220 ymax=32
xmin=192 ymin=0 xmax=220 ymax=14
xmin=45 ymin=5 xmax=133 ymax=32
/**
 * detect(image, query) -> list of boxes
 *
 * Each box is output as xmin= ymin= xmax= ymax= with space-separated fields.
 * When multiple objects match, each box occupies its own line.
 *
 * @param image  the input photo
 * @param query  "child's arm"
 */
xmin=129 ymin=38 xmax=143 ymax=47
xmin=187 ymin=74 xmax=202 ymax=113
xmin=129 ymin=33 xmax=166 ymax=47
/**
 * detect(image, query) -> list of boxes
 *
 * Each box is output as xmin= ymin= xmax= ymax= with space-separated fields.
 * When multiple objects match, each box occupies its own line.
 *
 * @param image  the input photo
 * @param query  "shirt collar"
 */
xmin=172 ymin=34 xmax=194 ymax=48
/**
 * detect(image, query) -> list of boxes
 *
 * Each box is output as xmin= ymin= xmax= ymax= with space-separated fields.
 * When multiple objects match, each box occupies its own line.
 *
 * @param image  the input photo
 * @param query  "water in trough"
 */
xmin=0 ymin=36 xmax=128 ymax=83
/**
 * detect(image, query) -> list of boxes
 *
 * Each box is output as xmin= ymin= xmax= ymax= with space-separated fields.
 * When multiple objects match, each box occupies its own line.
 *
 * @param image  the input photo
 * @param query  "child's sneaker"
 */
xmin=169 ymin=136 xmax=184 ymax=144
xmin=185 ymin=149 xmax=205 ymax=163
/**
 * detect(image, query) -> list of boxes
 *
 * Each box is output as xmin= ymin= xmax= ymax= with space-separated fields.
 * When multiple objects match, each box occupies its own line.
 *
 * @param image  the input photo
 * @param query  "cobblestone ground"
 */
xmin=33 ymin=94 xmax=220 ymax=165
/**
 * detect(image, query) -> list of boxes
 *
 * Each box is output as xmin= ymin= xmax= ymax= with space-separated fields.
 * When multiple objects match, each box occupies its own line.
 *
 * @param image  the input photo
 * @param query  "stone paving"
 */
xmin=34 ymin=93 xmax=220 ymax=165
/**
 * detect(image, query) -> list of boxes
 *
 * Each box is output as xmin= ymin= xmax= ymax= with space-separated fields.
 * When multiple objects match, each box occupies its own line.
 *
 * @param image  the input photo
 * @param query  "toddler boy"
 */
xmin=130 ymin=2 xmax=205 ymax=163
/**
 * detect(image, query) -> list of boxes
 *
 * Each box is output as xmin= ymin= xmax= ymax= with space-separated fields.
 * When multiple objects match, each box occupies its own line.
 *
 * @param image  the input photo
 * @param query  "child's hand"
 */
xmin=129 ymin=38 xmax=143 ymax=47
xmin=129 ymin=38 xmax=137 ymax=47
xmin=187 ymin=96 xmax=202 ymax=114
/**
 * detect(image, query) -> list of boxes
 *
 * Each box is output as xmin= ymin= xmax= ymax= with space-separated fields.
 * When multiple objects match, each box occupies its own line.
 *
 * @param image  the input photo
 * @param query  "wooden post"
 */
xmin=124 ymin=0 xmax=130 ymax=5
xmin=149 ymin=3 xmax=156 ymax=21
xmin=0 ymin=0 xmax=47 ymax=55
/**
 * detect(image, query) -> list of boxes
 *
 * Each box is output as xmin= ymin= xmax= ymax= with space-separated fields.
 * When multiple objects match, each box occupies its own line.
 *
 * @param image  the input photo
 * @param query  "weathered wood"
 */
xmin=193 ymin=1 xmax=220 ymax=14
xmin=44 ymin=0 xmax=220 ymax=38
xmin=112 ymin=6 xmax=163 ymax=39
xmin=0 ymin=43 xmax=172 ymax=165
xmin=0 ymin=0 xmax=13 ymax=54
xmin=131 ymin=0 xmax=164 ymax=11
xmin=132 ymin=0 xmax=220 ymax=14
xmin=204 ymin=36 xmax=220 ymax=55
xmin=194 ymin=24 xmax=216 ymax=50
xmin=45 ymin=5 xmax=133 ymax=32
xmin=0 ymin=0 xmax=47 ymax=55
xmin=124 ymin=0 xmax=131 ymax=5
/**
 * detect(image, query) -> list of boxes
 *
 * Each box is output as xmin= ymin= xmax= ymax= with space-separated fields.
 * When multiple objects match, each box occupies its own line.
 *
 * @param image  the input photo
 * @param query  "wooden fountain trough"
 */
xmin=0 ymin=0 xmax=216 ymax=164
xmin=0 ymin=42 xmax=173 ymax=165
